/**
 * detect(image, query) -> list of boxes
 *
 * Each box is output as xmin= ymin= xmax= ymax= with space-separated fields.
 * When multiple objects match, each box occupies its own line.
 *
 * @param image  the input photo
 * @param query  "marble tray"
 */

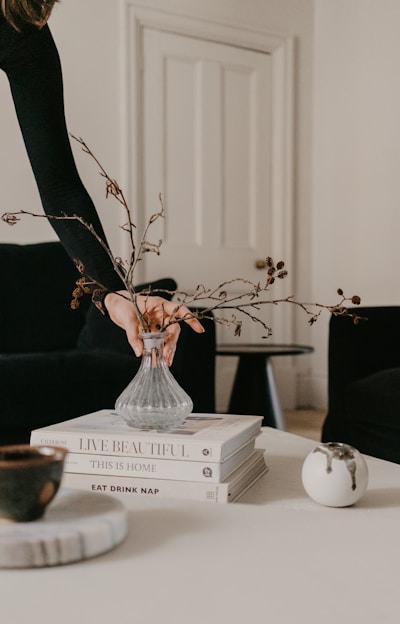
xmin=0 ymin=488 xmax=128 ymax=568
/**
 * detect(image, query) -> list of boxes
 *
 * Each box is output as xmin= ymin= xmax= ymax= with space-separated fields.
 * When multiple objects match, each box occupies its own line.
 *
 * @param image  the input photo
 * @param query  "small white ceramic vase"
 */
xmin=301 ymin=442 xmax=368 ymax=507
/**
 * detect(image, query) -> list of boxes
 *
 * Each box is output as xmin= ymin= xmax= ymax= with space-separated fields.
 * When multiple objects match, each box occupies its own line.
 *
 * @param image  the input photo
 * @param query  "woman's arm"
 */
xmin=0 ymin=18 xmax=205 ymax=359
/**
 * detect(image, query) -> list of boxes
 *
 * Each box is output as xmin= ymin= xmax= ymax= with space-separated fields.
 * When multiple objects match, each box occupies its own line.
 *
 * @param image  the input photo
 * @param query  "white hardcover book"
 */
xmin=64 ymin=437 xmax=256 ymax=483
xmin=62 ymin=450 xmax=268 ymax=504
xmin=30 ymin=410 xmax=263 ymax=462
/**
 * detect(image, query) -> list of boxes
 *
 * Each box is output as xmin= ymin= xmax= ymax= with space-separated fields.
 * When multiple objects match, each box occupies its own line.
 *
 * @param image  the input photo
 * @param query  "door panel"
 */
xmin=141 ymin=30 xmax=273 ymax=288
xmin=138 ymin=26 xmax=293 ymax=349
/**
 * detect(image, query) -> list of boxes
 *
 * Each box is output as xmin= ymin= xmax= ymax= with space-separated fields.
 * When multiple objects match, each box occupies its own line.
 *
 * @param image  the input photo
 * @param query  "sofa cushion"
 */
xmin=0 ymin=350 xmax=140 ymax=437
xmin=346 ymin=367 xmax=400 ymax=429
xmin=322 ymin=367 xmax=400 ymax=463
xmin=0 ymin=242 xmax=88 ymax=353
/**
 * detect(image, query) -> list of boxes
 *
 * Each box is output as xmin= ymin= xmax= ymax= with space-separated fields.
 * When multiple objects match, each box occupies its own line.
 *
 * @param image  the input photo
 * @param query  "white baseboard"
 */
xmin=295 ymin=373 xmax=328 ymax=411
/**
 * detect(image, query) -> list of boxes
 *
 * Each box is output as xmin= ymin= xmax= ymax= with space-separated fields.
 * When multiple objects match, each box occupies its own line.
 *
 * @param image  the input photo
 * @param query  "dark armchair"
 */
xmin=0 ymin=242 xmax=216 ymax=444
xmin=321 ymin=306 xmax=400 ymax=463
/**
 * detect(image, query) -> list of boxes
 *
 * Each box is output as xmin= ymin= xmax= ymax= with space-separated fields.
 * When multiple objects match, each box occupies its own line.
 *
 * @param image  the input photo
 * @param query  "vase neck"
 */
xmin=140 ymin=332 xmax=167 ymax=359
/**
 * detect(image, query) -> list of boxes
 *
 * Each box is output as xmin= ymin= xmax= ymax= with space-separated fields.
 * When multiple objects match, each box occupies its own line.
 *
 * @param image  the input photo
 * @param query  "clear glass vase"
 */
xmin=115 ymin=332 xmax=193 ymax=431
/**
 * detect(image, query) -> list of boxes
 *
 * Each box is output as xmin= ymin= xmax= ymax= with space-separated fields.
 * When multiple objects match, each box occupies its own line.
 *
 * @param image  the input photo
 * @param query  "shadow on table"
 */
xmin=100 ymin=507 xmax=224 ymax=562
xmin=238 ymin=454 xmax=307 ymax=505
xmin=355 ymin=488 xmax=400 ymax=509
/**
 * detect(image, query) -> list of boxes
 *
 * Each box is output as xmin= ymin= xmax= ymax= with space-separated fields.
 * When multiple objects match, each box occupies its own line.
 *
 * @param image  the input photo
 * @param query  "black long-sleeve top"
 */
xmin=0 ymin=14 xmax=125 ymax=293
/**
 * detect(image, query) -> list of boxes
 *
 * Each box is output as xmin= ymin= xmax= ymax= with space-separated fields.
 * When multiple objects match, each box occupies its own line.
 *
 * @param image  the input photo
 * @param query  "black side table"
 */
xmin=217 ymin=344 xmax=314 ymax=430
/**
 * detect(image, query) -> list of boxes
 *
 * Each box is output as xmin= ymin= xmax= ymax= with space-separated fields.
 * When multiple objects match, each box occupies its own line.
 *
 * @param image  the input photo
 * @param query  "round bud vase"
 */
xmin=301 ymin=442 xmax=368 ymax=507
xmin=115 ymin=332 xmax=193 ymax=431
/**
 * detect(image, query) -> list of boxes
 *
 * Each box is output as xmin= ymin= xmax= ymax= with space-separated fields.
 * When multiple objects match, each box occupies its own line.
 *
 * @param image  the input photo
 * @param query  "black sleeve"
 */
xmin=0 ymin=17 xmax=125 ymax=292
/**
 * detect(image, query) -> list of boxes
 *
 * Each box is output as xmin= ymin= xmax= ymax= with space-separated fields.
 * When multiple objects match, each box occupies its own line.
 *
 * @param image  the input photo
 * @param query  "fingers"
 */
xmin=104 ymin=291 xmax=143 ymax=357
xmin=164 ymin=323 xmax=181 ymax=366
xmin=160 ymin=300 xmax=205 ymax=334
xmin=183 ymin=315 xmax=205 ymax=334
xmin=125 ymin=324 xmax=143 ymax=358
xmin=104 ymin=291 xmax=206 ymax=365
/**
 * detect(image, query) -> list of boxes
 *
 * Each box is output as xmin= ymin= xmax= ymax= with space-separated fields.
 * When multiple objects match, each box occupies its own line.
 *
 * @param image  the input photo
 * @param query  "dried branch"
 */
xmin=1 ymin=136 xmax=363 ymax=338
xmin=132 ymin=284 xmax=364 ymax=336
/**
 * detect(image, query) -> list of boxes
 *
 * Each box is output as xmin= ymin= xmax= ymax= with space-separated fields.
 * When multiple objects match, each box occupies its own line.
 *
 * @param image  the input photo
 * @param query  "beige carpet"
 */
xmin=284 ymin=409 xmax=325 ymax=441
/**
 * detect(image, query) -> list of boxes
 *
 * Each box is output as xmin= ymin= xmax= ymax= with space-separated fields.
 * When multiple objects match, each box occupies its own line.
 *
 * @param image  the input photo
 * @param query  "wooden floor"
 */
xmin=284 ymin=409 xmax=325 ymax=441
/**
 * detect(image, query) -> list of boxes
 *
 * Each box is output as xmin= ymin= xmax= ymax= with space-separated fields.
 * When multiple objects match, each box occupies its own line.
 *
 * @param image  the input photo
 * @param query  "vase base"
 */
xmin=117 ymin=409 xmax=189 ymax=432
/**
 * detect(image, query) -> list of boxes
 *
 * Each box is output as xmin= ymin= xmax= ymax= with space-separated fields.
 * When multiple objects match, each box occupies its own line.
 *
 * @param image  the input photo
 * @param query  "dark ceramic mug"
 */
xmin=0 ymin=445 xmax=68 ymax=522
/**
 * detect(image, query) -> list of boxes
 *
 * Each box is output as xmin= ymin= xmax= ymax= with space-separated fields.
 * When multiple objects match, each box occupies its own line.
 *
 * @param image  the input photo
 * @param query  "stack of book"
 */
xmin=30 ymin=410 xmax=267 ymax=503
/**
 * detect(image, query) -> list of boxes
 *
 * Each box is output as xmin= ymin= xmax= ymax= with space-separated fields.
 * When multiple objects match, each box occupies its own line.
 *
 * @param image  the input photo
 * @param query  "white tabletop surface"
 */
xmin=2 ymin=427 xmax=400 ymax=624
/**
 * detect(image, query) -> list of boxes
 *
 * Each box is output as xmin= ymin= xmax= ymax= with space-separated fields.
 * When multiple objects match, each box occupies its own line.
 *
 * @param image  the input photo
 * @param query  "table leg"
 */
xmin=227 ymin=355 xmax=286 ymax=430
xmin=265 ymin=359 xmax=286 ymax=430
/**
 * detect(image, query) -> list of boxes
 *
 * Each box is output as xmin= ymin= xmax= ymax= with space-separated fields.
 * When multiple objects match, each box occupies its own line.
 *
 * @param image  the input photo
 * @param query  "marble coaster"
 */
xmin=0 ymin=488 xmax=128 ymax=568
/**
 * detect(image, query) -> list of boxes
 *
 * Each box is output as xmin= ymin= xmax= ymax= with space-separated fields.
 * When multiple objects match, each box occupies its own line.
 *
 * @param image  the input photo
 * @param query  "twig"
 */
xmin=1 ymin=137 xmax=363 ymax=337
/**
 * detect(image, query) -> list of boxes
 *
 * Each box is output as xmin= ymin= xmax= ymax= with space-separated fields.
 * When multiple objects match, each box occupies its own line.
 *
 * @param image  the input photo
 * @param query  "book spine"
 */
xmin=30 ymin=423 xmax=261 ymax=463
xmin=64 ymin=438 xmax=254 ymax=483
xmin=62 ymin=472 xmax=230 ymax=503
xmin=30 ymin=431 xmax=227 ymax=462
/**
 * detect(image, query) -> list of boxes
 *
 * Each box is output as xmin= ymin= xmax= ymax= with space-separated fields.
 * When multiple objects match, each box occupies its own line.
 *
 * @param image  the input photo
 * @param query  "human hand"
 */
xmin=103 ymin=290 xmax=205 ymax=365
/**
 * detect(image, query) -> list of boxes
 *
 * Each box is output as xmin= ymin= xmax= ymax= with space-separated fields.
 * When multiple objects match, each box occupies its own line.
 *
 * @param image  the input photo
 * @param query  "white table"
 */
xmin=2 ymin=428 xmax=400 ymax=624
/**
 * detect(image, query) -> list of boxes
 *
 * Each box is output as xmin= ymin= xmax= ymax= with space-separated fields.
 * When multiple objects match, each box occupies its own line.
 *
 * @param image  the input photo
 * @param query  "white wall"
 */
xmin=0 ymin=0 xmax=122 ymax=251
xmin=311 ymin=0 xmax=400 ymax=407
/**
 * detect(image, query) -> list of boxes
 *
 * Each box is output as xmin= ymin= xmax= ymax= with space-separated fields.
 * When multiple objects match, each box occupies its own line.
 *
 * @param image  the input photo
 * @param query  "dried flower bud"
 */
xmin=75 ymin=260 xmax=85 ymax=274
xmin=234 ymin=322 xmax=242 ymax=337
xmin=93 ymin=300 xmax=105 ymax=315
xmin=71 ymin=284 xmax=84 ymax=309
xmin=276 ymin=261 xmax=285 ymax=270
xmin=266 ymin=257 xmax=274 ymax=268
xmin=351 ymin=295 xmax=361 ymax=305
xmin=1 ymin=213 xmax=20 ymax=226
xmin=337 ymin=288 xmax=344 ymax=296
xmin=106 ymin=179 xmax=121 ymax=198
xmin=277 ymin=270 xmax=288 ymax=279
xmin=111 ymin=179 xmax=121 ymax=194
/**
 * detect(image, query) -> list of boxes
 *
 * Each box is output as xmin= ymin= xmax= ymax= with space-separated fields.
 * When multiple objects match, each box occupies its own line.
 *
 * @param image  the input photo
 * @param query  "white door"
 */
xmin=139 ymin=27 xmax=291 ymax=344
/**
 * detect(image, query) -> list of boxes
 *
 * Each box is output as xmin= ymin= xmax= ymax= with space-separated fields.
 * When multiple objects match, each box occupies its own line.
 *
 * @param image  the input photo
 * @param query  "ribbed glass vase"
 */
xmin=115 ymin=332 xmax=193 ymax=431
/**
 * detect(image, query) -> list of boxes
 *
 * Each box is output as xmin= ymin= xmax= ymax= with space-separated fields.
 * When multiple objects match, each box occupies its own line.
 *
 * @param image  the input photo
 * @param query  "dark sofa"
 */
xmin=0 ymin=242 xmax=216 ymax=444
xmin=321 ymin=306 xmax=400 ymax=463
